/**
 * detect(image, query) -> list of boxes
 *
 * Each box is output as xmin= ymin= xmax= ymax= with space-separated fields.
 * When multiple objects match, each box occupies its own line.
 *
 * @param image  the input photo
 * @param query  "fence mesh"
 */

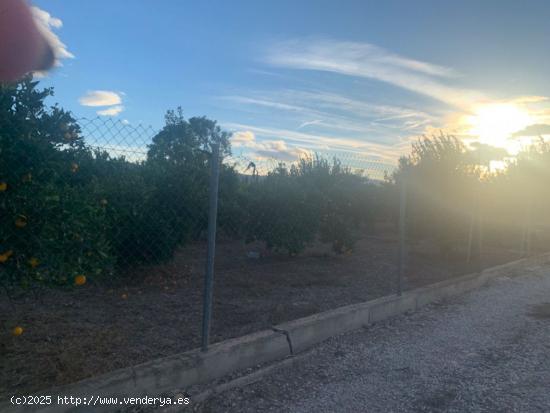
xmin=2 ymin=114 xmax=549 ymax=399
xmin=4 ymin=115 xmax=546 ymax=304
xmin=79 ymin=116 xmax=154 ymax=162
xmin=0 ymin=115 xmax=398 ymax=289
xmin=74 ymin=117 xmax=401 ymax=275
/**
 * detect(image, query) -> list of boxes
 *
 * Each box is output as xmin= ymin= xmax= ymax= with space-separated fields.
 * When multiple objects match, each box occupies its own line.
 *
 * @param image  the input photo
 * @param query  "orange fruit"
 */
xmin=0 ymin=182 xmax=7 ymax=192
xmin=74 ymin=274 xmax=86 ymax=286
xmin=15 ymin=216 xmax=27 ymax=228
xmin=121 ymin=293 xmax=128 ymax=300
xmin=71 ymin=162 xmax=79 ymax=173
xmin=28 ymin=257 xmax=40 ymax=268
xmin=0 ymin=250 xmax=13 ymax=263
xmin=12 ymin=326 xmax=23 ymax=336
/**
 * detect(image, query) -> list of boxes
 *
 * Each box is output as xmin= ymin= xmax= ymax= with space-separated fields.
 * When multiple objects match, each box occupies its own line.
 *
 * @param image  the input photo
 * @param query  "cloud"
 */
xmin=511 ymin=96 xmax=548 ymax=104
xmin=254 ymin=140 xmax=309 ymax=161
xmin=379 ymin=53 xmax=457 ymax=78
xmin=30 ymin=7 xmax=74 ymax=67
xmin=265 ymin=38 xmax=483 ymax=108
xmin=298 ymin=120 xmax=323 ymax=129
xmin=79 ymin=90 xmax=125 ymax=116
xmin=220 ymin=91 xmax=435 ymax=139
xmin=512 ymin=124 xmax=550 ymax=137
xmin=225 ymin=38 xmax=550 ymax=164
xmin=227 ymin=125 xmax=401 ymax=179
xmin=220 ymin=96 xmax=306 ymax=112
xmin=231 ymin=130 xmax=256 ymax=146
xmin=229 ymin=129 xmax=310 ymax=161
xmin=225 ymin=123 xmax=410 ymax=165
xmin=97 ymin=106 xmax=124 ymax=116
xmin=283 ymin=90 xmax=435 ymax=121
xmin=79 ymin=90 xmax=123 ymax=107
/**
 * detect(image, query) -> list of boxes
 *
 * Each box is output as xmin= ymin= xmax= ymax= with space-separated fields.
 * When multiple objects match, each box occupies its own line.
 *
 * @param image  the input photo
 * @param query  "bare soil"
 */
xmin=199 ymin=256 xmax=550 ymax=413
xmin=0 ymin=229 xmax=523 ymax=399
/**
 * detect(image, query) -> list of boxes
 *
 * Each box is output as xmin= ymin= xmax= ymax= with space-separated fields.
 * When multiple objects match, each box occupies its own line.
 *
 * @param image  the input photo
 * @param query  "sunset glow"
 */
xmin=467 ymin=103 xmax=533 ymax=152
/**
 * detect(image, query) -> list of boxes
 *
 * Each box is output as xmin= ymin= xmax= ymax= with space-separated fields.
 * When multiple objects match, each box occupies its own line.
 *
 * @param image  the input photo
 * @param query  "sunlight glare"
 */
xmin=489 ymin=160 xmax=507 ymax=172
xmin=467 ymin=103 xmax=532 ymax=152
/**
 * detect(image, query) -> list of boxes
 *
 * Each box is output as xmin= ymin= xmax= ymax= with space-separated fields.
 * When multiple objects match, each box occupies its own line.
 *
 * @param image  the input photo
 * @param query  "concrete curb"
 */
xmin=2 ymin=330 xmax=291 ymax=413
xmin=3 ymin=253 xmax=548 ymax=412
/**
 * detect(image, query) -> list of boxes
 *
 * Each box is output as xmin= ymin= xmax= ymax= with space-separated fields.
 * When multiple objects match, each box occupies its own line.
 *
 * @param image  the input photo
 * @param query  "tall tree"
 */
xmin=147 ymin=107 xmax=231 ymax=166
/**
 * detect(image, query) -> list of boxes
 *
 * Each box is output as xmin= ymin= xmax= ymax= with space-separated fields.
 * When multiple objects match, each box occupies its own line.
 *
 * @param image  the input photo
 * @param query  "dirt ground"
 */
xmin=0 ymin=229 xmax=524 ymax=399
xmin=199 ymin=256 xmax=550 ymax=413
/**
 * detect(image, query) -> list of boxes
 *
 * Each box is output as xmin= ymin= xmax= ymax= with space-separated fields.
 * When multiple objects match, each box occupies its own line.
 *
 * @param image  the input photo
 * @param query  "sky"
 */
xmin=32 ymin=0 xmax=550 ymax=167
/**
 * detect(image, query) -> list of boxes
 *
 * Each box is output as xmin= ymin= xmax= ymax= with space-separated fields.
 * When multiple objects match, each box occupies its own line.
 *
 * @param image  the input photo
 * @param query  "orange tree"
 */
xmin=243 ymin=162 xmax=320 ymax=255
xmin=137 ymin=108 xmax=234 ymax=261
xmin=391 ymin=134 xmax=481 ymax=256
xmin=243 ymin=156 xmax=375 ymax=255
xmin=0 ymin=77 xmax=113 ymax=290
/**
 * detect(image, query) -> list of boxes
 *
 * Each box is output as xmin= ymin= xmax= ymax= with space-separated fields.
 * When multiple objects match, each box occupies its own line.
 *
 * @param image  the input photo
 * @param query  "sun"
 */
xmin=467 ymin=103 xmax=532 ymax=152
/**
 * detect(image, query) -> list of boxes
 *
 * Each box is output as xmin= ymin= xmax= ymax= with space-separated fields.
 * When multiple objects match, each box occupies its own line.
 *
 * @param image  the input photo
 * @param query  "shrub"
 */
xmin=392 ymin=134 xmax=478 ymax=255
xmin=296 ymin=157 xmax=372 ymax=253
xmin=318 ymin=170 xmax=370 ymax=253
xmin=83 ymin=109 xmax=235 ymax=267
xmin=85 ymin=153 xmax=155 ymax=265
xmin=243 ymin=157 xmax=375 ymax=255
xmin=244 ymin=163 xmax=320 ymax=255
xmin=0 ymin=77 xmax=114 ymax=289
xmin=86 ymin=151 xmax=206 ymax=266
xmin=217 ymin=164 xmax=248 ymax=238
xmin=143 ymin=159 xmax=209 ymax=256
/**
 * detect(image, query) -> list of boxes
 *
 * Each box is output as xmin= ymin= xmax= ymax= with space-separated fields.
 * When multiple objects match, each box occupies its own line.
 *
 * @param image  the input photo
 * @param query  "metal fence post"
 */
xmin=466 ymin=212 xmax=474 ymax=263
xmin=525 ymin=197 xmax=533 ymax=257
xmin=201 ymin=143 xmax=221 ymax=352
xmin=397 ymin=178 xmax=407 ymax=295
xmin=467 ymin=181 xmax=482 ymax=265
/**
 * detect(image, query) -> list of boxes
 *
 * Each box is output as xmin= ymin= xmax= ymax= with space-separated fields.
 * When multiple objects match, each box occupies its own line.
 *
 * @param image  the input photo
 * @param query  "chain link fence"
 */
xmin=74 ymin=117 xmax=547 ymax=347
xmin=77 ymin=117 xmax=404 ymax=351
xmin=3 ymin=115 xmax=549 ymax=397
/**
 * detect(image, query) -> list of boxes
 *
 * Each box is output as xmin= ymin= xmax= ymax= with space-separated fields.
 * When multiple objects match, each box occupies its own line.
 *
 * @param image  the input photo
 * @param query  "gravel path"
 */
xmin=200 ymin=260 xmax=550 ymax=412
